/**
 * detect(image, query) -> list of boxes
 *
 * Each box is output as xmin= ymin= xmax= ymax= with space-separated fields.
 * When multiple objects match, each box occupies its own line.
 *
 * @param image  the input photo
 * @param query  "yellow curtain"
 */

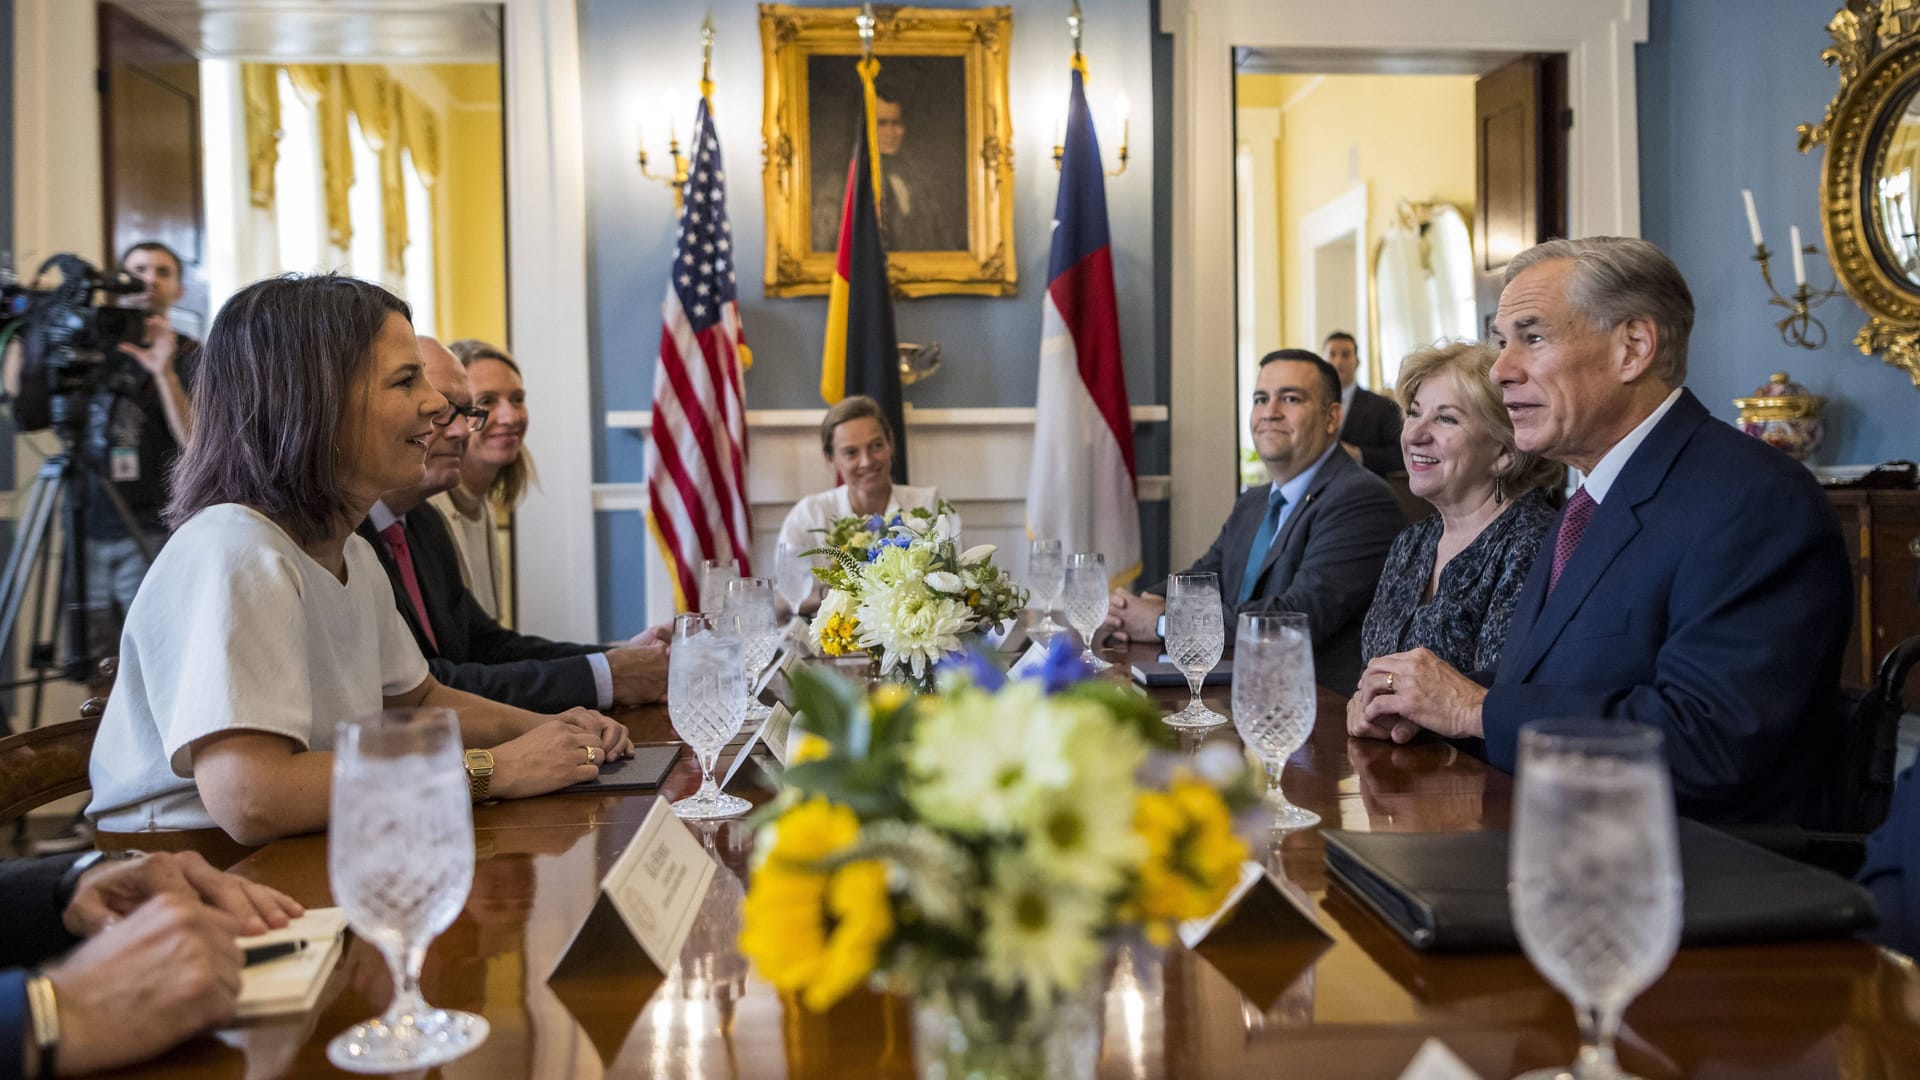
xmin=399 ymin=89 xmax=442 ymax=184
xmin=240 ymin=64 xmax=280 ymax=210
xmin=285 ymin=65 xmax=353 ymax=250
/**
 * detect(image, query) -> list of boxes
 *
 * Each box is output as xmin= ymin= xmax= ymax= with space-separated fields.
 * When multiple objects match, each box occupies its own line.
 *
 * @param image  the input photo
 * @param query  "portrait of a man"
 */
xmin=807 ymin=55 xmax=969 ymax=254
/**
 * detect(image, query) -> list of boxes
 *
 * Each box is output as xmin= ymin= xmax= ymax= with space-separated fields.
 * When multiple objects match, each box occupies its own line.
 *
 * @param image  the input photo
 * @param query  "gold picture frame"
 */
xmin=759 ymin=4 xmax=1015 ymax=299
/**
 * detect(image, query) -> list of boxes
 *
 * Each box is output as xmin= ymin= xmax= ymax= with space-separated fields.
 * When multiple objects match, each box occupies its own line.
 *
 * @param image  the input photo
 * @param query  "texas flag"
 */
xmin=1026 ymin=65 xmax=1140 ymax=585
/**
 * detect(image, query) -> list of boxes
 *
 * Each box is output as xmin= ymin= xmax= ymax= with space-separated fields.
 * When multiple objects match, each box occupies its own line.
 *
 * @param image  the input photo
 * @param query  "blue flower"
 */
xmin=868 ymin=514 xmax=887 ymax=533
xmin=1018 ymin=636 xmax=1091 ymax=694
xmin=935 ymin=648 xmax=1005 ymax=692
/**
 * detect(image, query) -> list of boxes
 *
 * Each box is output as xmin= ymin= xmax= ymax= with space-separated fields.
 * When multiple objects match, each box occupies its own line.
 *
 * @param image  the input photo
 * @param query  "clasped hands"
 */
xmin=1100 ymin=588 xmax=1165 ymax=646
xmin=1347 ymin=647 xmax=1487 ymax=744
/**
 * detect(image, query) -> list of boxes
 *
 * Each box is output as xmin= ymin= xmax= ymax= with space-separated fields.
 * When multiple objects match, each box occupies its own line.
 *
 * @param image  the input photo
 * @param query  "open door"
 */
xmin=98 ymin=3 xmax=206 ymax=330
xmin=1473 ymin=54 xmax=1567 ymax=333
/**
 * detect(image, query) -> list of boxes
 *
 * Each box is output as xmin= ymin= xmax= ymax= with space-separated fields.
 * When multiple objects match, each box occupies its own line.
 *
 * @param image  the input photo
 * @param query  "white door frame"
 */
xmin=1161 ymin=0 xmax=1647 ymax=568
xmin=501 ymin=0 xmax=598 ymax=639
xmin=1297 ymin=183 xmax=1369 ymax=381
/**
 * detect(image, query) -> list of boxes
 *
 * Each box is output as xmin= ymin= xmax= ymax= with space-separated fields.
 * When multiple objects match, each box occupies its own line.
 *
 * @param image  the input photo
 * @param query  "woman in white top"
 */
xmin=87 ymin=274 xmax=631 ymax=846
xmin=428 ymin=338 xmax=533 ymax=621
xmin=775 ymin=395 xmax=955 ymax=559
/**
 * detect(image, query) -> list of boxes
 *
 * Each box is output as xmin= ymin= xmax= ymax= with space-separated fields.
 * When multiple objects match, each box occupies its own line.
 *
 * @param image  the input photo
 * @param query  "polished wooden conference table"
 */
xmin=118 ymin=645 xmax=1920 ymax=1079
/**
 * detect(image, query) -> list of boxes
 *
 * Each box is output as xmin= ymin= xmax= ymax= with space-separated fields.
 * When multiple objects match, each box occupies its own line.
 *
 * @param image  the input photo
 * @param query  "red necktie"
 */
xmin=1548 ymin=488 xmax=1597 ymax=595
xmin=380 ymin=521 xmax=439 ymax=653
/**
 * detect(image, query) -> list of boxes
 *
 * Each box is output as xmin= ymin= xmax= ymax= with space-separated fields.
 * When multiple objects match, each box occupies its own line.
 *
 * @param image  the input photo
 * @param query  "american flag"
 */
xmin=647 ymin=96 xmax=752 ymax=612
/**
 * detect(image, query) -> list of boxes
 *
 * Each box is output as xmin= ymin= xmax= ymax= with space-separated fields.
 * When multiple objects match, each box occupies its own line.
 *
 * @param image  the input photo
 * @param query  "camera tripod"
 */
xmin=0 ymin=441 xmax=154 ymax=732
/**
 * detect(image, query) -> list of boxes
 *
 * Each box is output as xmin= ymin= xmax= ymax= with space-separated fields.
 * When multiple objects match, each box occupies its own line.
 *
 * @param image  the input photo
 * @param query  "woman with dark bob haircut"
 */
xmin=87 ymin=274 xmax=631 ymax=847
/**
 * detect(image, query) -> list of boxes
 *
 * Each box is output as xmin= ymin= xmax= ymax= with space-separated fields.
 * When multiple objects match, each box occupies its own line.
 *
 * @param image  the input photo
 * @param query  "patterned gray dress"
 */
xmin=1359 ymin=488 xmax=1558 ymax=673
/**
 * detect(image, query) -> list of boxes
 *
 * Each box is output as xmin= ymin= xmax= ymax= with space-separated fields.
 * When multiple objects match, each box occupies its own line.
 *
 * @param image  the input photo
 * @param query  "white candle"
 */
xmin=1743 ymin=189 xmax=1765 ymax=248
xmin=1791 ymin=225 xmax=1807 ymax=286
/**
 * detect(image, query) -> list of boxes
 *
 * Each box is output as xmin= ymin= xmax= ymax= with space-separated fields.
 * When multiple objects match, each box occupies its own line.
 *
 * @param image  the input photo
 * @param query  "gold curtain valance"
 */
xmin=284 ymin=64 xmax=354 ymax=250
xmin=399 ymin=90 xmax=442 ymax=184
xmin=240 ymin=63 xmax=280 ymax=210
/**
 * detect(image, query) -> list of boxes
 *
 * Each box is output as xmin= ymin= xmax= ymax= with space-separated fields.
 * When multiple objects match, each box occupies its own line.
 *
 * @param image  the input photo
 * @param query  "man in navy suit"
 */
xmin=1105 ymin=350 xmax=1402 ymax=692
xmin=1324 ymin=331 xmax=1405 ymax=476
xmin=1350 ymin=237 xmax=1851 ymax=825
xmin=1861 ymin=762 xmax=1920 ymax=956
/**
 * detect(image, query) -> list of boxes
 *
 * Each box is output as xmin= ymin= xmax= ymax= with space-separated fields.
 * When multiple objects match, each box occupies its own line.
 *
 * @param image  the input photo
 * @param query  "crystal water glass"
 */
xmin=1510 ymin=721 xmax=1681 ymax=1080
xmin=699 ymin=557 xmax=740 ymax=616
xmin=667 ymin=625 xmax=752 ymax=820
xmin=1063 ymin=551 xmax=1112 ymax=671
xmin=774 ymin=540 xmax=815 ymax=617
xmin=1028 ymin=538 xmax=1066 ymax=639
xmin=1163 ymin=572 xmax=1227 ymax=728
xmin=326 ymin=708 xmax=488 ymax=1073
xmin=724 ymin=576 xmax=780 ymax=723
xmin=1231 ymin=612 xmax=1320 ymax=830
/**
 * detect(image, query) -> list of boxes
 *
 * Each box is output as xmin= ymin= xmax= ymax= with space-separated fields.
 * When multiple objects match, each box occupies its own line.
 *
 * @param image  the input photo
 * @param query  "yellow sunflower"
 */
xmin=739 ymin=800 xmax=894 ymax=1011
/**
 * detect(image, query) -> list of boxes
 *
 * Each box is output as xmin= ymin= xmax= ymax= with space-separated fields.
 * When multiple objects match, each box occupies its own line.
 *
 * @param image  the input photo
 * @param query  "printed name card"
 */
xmin=1398 ymin=1040 xmax=1484 ymax=1080
xmin=1179 ymin=860 xmax=1331 ymax=1010
xmin=549 ymin=797 xmax=717 ymax=984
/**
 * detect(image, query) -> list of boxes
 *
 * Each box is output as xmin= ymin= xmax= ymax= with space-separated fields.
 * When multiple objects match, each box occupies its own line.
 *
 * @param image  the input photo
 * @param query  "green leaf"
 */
xmin=787 ymin=664 xmax=863 ymax=748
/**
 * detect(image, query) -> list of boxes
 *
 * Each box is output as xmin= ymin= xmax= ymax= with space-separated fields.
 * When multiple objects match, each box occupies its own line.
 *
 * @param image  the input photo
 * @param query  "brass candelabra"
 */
xmin=1750 ymin=240 xmax=1847 ymax=350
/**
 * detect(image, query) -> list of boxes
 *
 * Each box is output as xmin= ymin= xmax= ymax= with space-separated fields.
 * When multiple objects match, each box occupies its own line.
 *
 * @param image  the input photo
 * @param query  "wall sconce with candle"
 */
xmin=1742 ymin=188 xmax=1847 ymax=349
xmin=637 ymin=16 xmax=716 ymax=212
xmin=1050 ymin=0 xmax=1129 ymax=176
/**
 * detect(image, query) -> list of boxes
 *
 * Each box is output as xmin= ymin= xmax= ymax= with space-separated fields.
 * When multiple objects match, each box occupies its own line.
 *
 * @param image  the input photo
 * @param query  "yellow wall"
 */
xmin=433 ymin=64 xmax=506 ymax=348
xmin=1240 ymin=73 xmax=1476 ymax=375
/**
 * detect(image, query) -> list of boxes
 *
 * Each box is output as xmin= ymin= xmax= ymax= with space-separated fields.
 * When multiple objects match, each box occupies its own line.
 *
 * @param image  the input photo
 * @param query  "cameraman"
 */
xmin=86 ymin=242 xmax=197 ymax=667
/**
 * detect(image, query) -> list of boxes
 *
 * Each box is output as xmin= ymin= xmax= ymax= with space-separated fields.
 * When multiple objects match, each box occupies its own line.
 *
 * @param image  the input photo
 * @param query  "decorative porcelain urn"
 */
xmin=1734 ymin=371 xmax=1826 ymax=461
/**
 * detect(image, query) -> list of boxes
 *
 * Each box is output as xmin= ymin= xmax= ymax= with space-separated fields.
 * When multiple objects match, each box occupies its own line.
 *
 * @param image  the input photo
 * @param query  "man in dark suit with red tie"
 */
xmin=1349 ymin=237 xmax=1851 ymax=826
xmin=358 ymin=336 xmax=667 ymax=714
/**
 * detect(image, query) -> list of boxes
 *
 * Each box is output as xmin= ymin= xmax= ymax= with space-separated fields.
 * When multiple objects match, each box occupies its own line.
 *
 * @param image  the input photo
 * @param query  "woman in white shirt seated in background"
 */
xmin=87 ymin=273 xmax=631 ymax=847
xmin=775 ymin=397 xmax=959 ymax=599
xmin=430 ymin=338 xmax=532 ymax=621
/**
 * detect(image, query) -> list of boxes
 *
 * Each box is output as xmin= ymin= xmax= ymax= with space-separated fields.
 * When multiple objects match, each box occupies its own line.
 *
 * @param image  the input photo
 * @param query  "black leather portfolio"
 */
xmin=1323 ymin=819 xmax=1878 ymax=952
xmin=1130 ymin=656 xmax=1231 ymax=688
xmin=565 ymin=743 xmax=683 ymax=793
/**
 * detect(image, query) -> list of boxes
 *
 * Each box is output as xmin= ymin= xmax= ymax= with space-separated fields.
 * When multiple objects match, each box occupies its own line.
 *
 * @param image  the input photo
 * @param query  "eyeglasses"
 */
xmin=430 ymin=401 xmax=490 ymax=432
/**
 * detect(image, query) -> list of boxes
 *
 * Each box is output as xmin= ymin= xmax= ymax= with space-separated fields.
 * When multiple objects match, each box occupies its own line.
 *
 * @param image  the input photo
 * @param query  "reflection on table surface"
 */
xmin=121 ymin=645 xmax=1920 ymax=1078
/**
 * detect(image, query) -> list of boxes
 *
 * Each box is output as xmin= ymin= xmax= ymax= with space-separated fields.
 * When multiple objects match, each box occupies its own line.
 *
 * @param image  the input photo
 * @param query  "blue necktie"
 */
xmin=1238 ymin=488 xmax=1288 ymax=605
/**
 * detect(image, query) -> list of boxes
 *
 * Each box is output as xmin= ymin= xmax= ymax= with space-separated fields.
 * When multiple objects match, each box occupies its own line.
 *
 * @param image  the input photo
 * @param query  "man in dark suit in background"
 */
xmin=1104 ymin=349 xmax=1402 ymax=692
xmin=1351 ymin=237 xmax=1851 ymax=826
xmin=359 ymin=336 xmax=667 ymax=714
xmin=1324 ymin=330 xmax=1404 ymax=476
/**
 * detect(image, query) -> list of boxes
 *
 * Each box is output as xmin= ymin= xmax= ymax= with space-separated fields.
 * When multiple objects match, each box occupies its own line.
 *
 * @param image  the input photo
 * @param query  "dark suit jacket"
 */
xmin=0 ymin=853 xmax=85 ymax=969
xmin=1861 ymin=762 xmax=1920 ymax=957
xmin=0 ymin=853 xmax=87 ymax=1080
xmin=1342 ymin=386 xmax=1404 ymax=477
xmin=1482 ymin=390 xmax=1851 ymax=825
xmin=358 ymin=505 xmax=605 ymax=713
xmin=1165 ymin=448 xmax=1402 ymax=692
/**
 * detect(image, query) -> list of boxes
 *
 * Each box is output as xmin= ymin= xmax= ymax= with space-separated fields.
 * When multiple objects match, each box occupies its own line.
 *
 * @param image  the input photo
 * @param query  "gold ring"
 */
xmin=1384 ymin=673 xmax=1395 ymax=693
xmin=586 ymin=746 xmax=599 ymax=765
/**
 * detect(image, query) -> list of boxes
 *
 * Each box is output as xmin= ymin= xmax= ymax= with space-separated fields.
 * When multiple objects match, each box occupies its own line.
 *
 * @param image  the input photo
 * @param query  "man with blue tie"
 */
xmin=1105 ymin=350 xmax=1401 ymax=692
xmin=1351 ymin=237 xmax=1852 ymax=825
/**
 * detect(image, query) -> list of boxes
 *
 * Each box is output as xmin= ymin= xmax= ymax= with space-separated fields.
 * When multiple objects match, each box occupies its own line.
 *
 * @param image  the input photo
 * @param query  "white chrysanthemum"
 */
xmin=924 ymin=570 xmax=965 ymax=595
xmin=980 ymin=854 xmax=1106 ymax=1006
xmin=856 ymin=581 xmax=972 ymax=676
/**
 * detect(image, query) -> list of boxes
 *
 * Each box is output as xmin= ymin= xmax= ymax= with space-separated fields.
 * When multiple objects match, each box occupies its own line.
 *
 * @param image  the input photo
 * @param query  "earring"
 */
xmin=1494 ymin=479 xmax=1506 ymax=505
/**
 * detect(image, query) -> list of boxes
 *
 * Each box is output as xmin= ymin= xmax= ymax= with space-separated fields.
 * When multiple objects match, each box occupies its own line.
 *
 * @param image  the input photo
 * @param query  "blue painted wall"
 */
xmin=578 ymin=0 xmax=1168 ymax=634
xmin=1638 ymin=0 xmax=1915 ymax=466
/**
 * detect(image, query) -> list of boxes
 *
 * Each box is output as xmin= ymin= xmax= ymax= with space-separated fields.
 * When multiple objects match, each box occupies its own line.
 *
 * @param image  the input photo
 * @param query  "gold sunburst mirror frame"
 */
xmin=1801 ymin=0 xmax=1920 ymax=387
xmin=758 ymin=4 xmax=1016 ymax=299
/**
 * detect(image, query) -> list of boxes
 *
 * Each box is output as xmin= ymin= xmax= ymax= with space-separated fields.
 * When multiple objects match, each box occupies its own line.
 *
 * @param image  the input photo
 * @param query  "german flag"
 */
xmin=819 ymin=57 xmax=908 ymax=484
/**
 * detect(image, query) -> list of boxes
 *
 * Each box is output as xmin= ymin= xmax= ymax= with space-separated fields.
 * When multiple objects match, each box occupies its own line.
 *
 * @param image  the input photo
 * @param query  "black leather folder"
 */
xmin=1323 ymin=819 xmax=1878 ymax=953
xmin=1130 ymin=656 xmax=1231 ymax=688
xmin=565 ymin=743 xmax=682 ymax=793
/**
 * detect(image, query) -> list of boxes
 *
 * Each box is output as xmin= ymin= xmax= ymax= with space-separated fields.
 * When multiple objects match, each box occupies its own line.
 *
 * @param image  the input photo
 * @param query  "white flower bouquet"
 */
xmin=805 ymin=505 xmax=1027 ymax=682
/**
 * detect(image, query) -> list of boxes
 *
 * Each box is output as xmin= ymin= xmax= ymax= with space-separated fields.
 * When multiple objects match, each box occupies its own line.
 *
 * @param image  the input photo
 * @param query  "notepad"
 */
xmin=234 ymin=907 xmax=349 ymax=1019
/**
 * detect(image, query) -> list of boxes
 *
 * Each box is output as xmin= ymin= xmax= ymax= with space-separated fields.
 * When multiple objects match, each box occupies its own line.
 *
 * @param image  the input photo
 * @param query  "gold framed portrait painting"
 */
xmin=759 ymin=4 xmax=1015 ymax=298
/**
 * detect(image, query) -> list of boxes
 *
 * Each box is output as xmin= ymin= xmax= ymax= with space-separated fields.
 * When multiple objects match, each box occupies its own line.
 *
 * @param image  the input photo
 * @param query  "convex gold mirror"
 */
xmin=1801 ymin=0 xmax=1920 ymax=386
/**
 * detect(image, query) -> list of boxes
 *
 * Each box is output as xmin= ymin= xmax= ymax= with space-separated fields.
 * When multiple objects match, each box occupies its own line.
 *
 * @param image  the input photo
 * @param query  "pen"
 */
xmin=243 ymin=940 xmax=307 ymax=967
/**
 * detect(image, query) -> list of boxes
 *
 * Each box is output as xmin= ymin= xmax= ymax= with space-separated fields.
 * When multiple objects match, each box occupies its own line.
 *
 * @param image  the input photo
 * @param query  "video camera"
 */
xmin=0 ymin=252 xmax=150 ymax=434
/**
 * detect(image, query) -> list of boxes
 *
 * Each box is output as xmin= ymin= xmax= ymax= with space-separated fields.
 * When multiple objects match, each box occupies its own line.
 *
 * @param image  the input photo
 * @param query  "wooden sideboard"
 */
xmin=1828 ymin=489 xmax=1920 ymax=691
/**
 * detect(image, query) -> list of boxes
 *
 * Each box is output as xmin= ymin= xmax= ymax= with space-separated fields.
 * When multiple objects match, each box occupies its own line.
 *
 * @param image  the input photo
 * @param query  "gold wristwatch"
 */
xmin=464 ymin=749 xmax=495 ymax=802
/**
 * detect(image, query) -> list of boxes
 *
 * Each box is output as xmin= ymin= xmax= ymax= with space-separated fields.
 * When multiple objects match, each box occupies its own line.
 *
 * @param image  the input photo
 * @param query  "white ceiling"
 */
xmin=107 ymin=1 xmax=502 ymax=64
